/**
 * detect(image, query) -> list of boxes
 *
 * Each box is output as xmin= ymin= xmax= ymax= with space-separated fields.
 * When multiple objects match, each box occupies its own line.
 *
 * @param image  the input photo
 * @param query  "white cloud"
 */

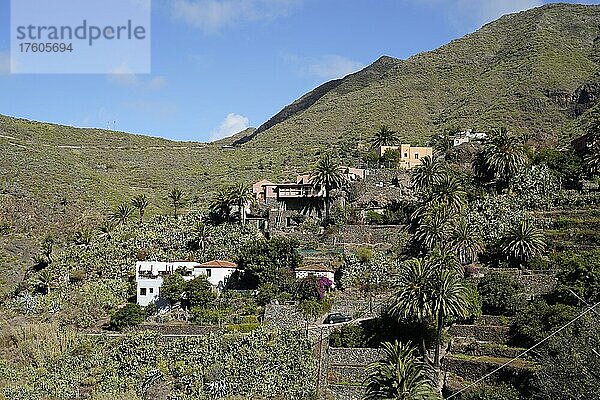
xmin=307 ymin=55 xmax=365 ymax=80
xmin=0 ymin=52 xmax=11 ymax=75
xmin=456 ymin=0 xmax=542 ymax=26
xmin=210 ymin=113 xmax=250 ymax=141
xmin=171 ymin=0 xmax=301 ymax=32
xmin=284 ymin=53 xmax=365 ymax=81
xmin=107 ymin=64 xmax=168 ymax=89
xmin=406 ymin=0 xmax=543 ymax=28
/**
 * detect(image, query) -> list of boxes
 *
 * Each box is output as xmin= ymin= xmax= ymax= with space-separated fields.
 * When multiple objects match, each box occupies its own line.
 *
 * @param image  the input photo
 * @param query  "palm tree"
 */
xmin=481 ymin=128 xmax=527 ymax=191
xmin=111 ymin=203 xmax=133 ymax=225
xmin=209 ymin=187 xmax=233 ymax=223
xmin=189 ymin=222 xmax=211 ymax=252
xmin=97 ymin=220 xmax=115 ymax=239
xmin=40 ymin=235 xmax=54 ymax=264
xmin=450 ymin=219 xmax=484 ymax=265
xmin=427 ymin=174 xmax=467 ymax=215
xmin=430 ymin=269 xmax=470 ymax=372
xmin=131 ymin=194 xmax=149 ymax=224
xmin=371 ymin=125 xmax=400 ymax=148
xmin=168 ymin=188 xmax=184 ymax=218
xmin=413 ymin=207 xmax=454 ymax=252
xmin=310 ymin=154 xmax=347 ymax=222
xmin=227 ymin=183 xmax=254 ymax=225
xmin=500 ymin=219 xmax=546 ymax=266
xmin=391 ymin=257 xmax=471 ymax=380
xmin=364 ymin=341 xmax=440 ymax=400
xmin=584 ymin=143 xmax=600 ymax=177
xmin=431 ymin=132 xmax=454 ymax=159
xmin=390 ymin=258 xmax=433 ymax=361
xmin=411 ymin=156 xmax=446 ymax=190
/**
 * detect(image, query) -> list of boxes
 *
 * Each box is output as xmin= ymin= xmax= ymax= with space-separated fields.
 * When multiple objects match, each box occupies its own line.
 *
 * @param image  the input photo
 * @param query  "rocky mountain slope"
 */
xmin=244 ymin=3 xmax=600 ymax=150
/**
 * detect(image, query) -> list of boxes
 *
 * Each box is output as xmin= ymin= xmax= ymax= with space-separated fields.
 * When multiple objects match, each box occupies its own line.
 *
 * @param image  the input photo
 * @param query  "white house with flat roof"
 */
xmin=136 ymin=260 xmax=238 ymax=307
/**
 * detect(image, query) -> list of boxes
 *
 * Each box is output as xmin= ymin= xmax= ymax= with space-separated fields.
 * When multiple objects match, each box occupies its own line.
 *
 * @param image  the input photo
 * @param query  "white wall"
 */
xmin=295 ymin=270 xmax=335 ymax=288
xmin=135 ymin=261 xmax=236 ymax=306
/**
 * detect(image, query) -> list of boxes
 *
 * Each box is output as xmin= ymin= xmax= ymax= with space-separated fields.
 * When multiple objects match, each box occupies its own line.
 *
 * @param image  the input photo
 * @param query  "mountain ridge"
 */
xmin=241 ymin=3 xmax=600 ymax=149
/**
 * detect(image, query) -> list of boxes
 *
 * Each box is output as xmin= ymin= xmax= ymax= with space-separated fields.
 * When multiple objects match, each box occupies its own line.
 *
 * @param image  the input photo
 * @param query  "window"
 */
xmin=414 ymin=153 xmax=419 ymax=159
xmin=149 ymin=288 xmax=154 ymax=294
xmin=206 ymin=269 xmax=212 ymax=277
xmin=140 ymin=288 xmax=147 ymax=296
xmin=404 ymin=153 xmax=408 ymax=158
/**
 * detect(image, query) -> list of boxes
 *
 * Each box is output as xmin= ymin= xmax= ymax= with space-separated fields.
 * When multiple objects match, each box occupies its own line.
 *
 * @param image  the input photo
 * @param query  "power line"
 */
xmin=447 ymin=300 xmax=600 ymax=399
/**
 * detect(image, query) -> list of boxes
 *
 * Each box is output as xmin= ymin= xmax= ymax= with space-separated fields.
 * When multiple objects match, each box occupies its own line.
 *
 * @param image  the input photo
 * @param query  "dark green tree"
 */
xmin=160 ymin=273 xmax=186 ymax=305
xmin=186 ymin=275 xmax=216 ymax=308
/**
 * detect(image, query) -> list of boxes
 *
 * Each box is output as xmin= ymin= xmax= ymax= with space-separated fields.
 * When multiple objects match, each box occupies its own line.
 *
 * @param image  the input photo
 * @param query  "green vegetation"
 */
xmin=3 ymin=4 xmax=600 ymax=399
xmin=0 ymin=325 xmax=316 ymax=399
xmin=364 ymin=341 xmax=440 ymax=399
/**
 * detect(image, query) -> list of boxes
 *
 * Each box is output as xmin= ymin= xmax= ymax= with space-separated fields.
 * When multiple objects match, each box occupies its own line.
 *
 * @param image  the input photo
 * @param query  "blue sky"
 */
xmin=0 ymin=0 xmax=598 ymax=142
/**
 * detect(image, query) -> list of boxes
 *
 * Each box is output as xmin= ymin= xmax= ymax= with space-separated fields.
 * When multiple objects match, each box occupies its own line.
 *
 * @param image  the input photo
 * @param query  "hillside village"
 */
xmin=2 ymin=3 xmax=600 ymax=400
xmin=2 ymin=119 xmax=600 ymax=399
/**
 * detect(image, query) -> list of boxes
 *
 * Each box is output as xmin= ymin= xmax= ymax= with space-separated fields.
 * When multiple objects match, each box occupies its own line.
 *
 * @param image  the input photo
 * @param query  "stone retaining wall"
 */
xmin=330 ymin=299 xmax=385 ymax=319
xmin=127 ymin=324 xmax=218 ymax=335
xmin=443 ymin=356 xmax=534 ymax=386
xmin=333 ymin=224 xmax=408 ymax=248
xmin=264 ymin=303 xmax=307 ymax=329
xmin=326 ymin=385 xmax=365 ymax=400
xmin=448 ymin=325 xmax=510 ymax=344
xmin=327 ymin=347 xmax=385 ymax=366
xmin=452 ymin=342 xmax=524 ymax=359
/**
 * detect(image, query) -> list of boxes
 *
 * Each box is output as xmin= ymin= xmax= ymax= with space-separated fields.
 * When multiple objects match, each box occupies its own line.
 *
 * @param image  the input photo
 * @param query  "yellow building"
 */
xmin=379 ymin=144 xmax=433 ymax=169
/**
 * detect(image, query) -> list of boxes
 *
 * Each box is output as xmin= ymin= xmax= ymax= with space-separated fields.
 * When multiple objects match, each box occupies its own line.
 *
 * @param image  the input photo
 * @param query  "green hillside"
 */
xmin=2 ymin=3 xmax=600 ymax=239
xmin=248 ymin=3 xmax=600 ymax=149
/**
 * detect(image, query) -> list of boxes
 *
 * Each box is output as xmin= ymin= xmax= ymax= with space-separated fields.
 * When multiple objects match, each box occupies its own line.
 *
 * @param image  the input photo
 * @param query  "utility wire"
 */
xmin=446 ymin=300 xmax=600 ymax=399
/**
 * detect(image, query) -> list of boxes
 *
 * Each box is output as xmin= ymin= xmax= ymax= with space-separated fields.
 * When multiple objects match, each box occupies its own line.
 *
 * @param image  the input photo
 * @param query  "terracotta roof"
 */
xmin=198 ymin=260 xmax=238 ymax=269
xmin=296 ymin=265 xmax=335 ymax=273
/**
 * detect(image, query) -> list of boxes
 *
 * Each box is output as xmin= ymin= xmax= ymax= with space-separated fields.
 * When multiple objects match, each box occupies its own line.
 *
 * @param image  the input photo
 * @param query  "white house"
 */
xmin=295 ymin=265 xmax=336 ymax=288
xmin=136 ymin=259 xmax=238 ymax=307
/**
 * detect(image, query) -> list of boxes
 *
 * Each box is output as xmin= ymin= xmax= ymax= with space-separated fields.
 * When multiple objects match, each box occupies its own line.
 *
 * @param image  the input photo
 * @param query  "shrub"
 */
xmin=511 ymin=300 xmax=577 ymax=347
xmin=110 ymin=303 xmax=144 ymax=330
xmin=478 ymin=273 xmax=525 ymax=316
xmin=69 ymin=269 xmax=86 ymax=283
xmin=191 ymin=306 xmax=231 ymax=325
xmin=365 ymin=211 xmax=384 ymax=225
xmin=460 ymin=383 xmax=521 ymax=400
xmin=356 ymin=246 xmax=374 ymax=263
xmin=225 ymin=323 xmax=260 ymax=333
xmin=297 ymin=298 xmax=332 ymax=321
xmin=329 ymin=324 xmax=366 ymax=348
xmin=552 ymin=249 xmax=600 ymax=304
